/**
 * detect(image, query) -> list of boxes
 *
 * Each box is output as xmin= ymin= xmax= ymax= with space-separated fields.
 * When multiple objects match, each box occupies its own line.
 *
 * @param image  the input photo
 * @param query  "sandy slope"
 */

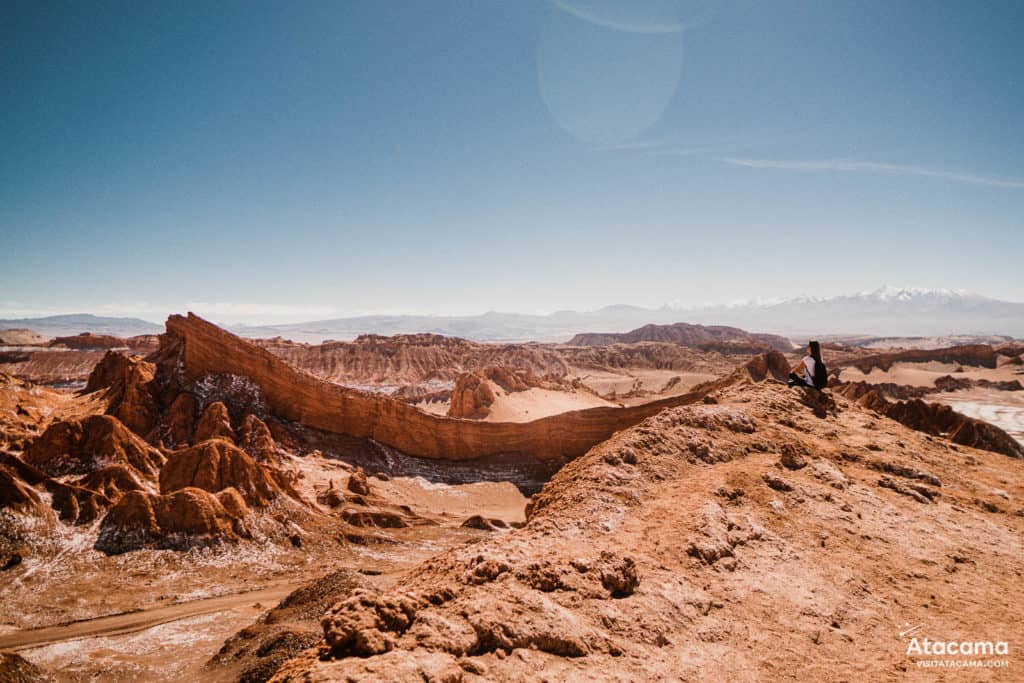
xmin=482 ymin=386 xmax=615 ymax=422
xmin=839 ymin=360 xmax=1023 ymax=387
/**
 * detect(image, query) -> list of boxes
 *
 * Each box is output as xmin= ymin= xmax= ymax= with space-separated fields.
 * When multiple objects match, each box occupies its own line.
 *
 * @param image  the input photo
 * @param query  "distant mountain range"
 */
xmin=568 ymin=323 xmax=796 ymax=352
xmin=233 ymin=287 xmax=1024 ymax=342
xmin=3 ymin=287 xmax=1022 ymax=343
xmin=0 ymin=314 xmax=163 ymax=340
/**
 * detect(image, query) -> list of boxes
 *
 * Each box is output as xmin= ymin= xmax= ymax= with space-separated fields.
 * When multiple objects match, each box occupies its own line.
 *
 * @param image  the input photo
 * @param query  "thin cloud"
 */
xmin=552 ymin=0 xmax=686 ymax=34
xmin=722 ymin=158 xmax=1024 ymax=189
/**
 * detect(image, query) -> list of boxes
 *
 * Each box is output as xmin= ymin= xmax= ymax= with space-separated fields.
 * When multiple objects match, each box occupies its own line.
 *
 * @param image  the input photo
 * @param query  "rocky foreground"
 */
xmin=2 ymin=316 xmax=1023 ymax=681
xmin=269 ymin=369 xmax=1023 ymax=681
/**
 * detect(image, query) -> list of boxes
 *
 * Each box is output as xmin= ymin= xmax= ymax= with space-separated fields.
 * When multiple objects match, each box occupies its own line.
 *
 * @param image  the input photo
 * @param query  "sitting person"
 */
xmin=788 ymin=340 xmax=828 ymax=389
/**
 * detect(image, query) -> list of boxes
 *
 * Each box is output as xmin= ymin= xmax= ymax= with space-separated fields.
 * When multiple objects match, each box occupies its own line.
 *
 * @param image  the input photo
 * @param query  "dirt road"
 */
xmin=0 ymin=582 xmax=300 ymax=651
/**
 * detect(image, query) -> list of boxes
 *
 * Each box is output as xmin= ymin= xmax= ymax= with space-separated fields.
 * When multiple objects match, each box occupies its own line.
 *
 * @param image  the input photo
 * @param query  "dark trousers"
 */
xmin=788 ymin=372 xmax=812 ymax=388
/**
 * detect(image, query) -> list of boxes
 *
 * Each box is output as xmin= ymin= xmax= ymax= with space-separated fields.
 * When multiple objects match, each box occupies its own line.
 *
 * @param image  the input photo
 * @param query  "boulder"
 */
xmin=347 ymin=467 xmax=370 ymax=496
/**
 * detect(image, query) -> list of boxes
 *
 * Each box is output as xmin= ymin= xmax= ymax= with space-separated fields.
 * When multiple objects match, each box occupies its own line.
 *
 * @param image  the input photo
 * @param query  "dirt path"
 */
xmin=0 ymin=582 xmax=301 ymax=651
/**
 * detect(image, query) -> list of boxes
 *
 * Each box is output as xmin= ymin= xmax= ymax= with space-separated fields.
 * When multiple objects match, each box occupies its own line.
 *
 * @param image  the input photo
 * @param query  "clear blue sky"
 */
xmin=3 ymin=0 xmax=1023 ymax=324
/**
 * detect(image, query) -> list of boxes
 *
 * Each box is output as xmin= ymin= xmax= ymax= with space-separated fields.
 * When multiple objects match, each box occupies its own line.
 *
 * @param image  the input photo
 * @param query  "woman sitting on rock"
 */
xmin=788 ymin=340 xmax=827 ymax=389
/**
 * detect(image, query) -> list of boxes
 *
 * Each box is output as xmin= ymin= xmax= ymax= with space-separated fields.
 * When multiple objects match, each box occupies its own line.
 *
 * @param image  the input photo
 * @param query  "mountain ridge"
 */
xmin=4 ymin=287 xmax=1023 ymax=343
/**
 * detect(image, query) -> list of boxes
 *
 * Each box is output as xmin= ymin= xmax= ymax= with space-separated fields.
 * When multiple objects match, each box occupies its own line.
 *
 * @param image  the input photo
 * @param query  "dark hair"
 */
xmin=808 ymin=340 xmax=822 ymax=361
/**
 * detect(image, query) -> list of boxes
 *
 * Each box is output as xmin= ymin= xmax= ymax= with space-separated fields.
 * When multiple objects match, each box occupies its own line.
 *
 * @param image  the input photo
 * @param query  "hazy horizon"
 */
xmin=4 ymin=1 xmax=1023 ymax=325
xmin=1 ymin=283 xmax=1022 ymax=332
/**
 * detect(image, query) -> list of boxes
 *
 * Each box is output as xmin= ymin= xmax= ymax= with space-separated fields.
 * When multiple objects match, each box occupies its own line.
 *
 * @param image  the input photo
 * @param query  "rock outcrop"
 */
xmin=0 ymin=465 xmax=46 ymax=516
xmin=155 ymin=314 xmax=709 ymax=461
xmin=267 ymin=380 xmax=1024 ymax=682
xmin=164 ymin=393 xmax=199 ymax=446
xmin=840 ymin=344 xmax=999 ymax=373
xmin=0 ymin=452 xmax=101 ymax=524
xmin=237 ymin=413 xmax=278 ymax=461
xmin=159 ymin=439 xmax=294 ymax=507
xmin=447 ymin=372 xmax=497 ymax=418
xmin=95 ymin=487 xmax=249 ymax=554
xmin=194 ymin=401 xmax=236 ymax=443
xmin=206 ymin=570 xmax=374 ymax=683
xmin=447 ymin=366 xmax=546 ymax=419
xmin=84 ymin=351 xmax=161 ymax=436
xmin=836 ymin=383 xmax=1024 ymax=458
xmin=74 ymin=464 xmax=149 ymax=501
xmin=24 ymin=415 xmax=165 ymax=479
xmin=52 ymin=333 xmax=129 ymax=350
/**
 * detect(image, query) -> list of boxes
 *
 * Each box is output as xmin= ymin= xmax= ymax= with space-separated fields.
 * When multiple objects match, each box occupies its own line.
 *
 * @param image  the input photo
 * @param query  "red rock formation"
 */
xmin=260 ymin=333 xmax=571 ymax=387
xmin=841 ymin=344 xmax=998 ymax=373
xmin=1 ymin=451 xmax=130 ymax=525
xmin=0 ymin=466 xmax=46 ymax=516
xmin=447 ymin=373 xmax=497 ymax=418
xmin=237 ymin=414 xmax=277 ymax=461
xmin=194 ymin=401 xmax=236 ymax=443
xmin=157 ymin=314 xmax=709 ymax=461
xmin=159 ymin=438 xmax=294 ymax=506
xmin=47 ymin=480 xmax=112 ymax=525
xmin=269 ymin=380 xmax=1024 ymax=682
xmin=446 ymin=366 xmax=545 ymax=418
xmin=94 ymin=487 xmax=249 ymax=554
xmin=347 ymin=467 xmax=370 ymax=496
xmin=164 ymin=393 xmax=199 ymax=446
xmin=85 ymin=352 xmax=160 ymax=436
xmin=835 ymin=384 xmax=1024 ymax=458
xmin=51 ymin=333 xmax=129 ymax=350
xmin=739 ymin=351 xmax=792 ymax=383
xmin=25 ymin=415 xmax=165 ymax=479
xmin=74 ymin=465 xmax=148 ymax=501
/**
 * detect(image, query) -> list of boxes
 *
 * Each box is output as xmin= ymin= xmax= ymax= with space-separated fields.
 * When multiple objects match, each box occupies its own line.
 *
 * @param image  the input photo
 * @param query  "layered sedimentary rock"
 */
xmin=237 ymin=413 xmax=278 ymax=461
xmin=259 ymin=333 xmax=572 ymax=387
xmin=194 ymin=401 xmax=236 ymax=442
xmin=157 ymin=314 xmax=708 ymax=461
xmin=840 ymin=344 xmax=999 ymax=373
xmin=447 ymin=373 xmax=497 ymax=419
xmin=0 ymin=465 xmax=46 ymax=516
xmin=159 ymin=438 xmax=295 ymax=507
xmin=25 ymin=414 xmax=165 ymax=479
xmin=95 ymin=487 xmax=250 ymax=554
xmin=85 ymin=351 xmax=161 ymax=436
xmin=836 ymin=383 xmax=1024 ymax=458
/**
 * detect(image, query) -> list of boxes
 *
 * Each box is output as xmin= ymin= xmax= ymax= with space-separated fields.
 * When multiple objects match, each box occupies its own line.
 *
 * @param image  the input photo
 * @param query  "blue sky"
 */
xmin=2 ymin=0 xmax=1022 ymax=324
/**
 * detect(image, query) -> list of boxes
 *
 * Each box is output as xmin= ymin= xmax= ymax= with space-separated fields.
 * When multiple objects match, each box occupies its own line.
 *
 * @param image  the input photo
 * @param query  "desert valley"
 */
xmin=1 ymin=313 xmax=1022 ymax=681
xmin=4 ymin=3 xmax=1024 ymax=679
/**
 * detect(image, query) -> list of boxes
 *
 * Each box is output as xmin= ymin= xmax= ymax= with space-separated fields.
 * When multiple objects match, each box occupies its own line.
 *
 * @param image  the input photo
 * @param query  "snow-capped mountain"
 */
xmin=6 ymin=287 xmax=1020 ymax=343
xmin=674 ymin=286 xmax=1023 ymax=338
